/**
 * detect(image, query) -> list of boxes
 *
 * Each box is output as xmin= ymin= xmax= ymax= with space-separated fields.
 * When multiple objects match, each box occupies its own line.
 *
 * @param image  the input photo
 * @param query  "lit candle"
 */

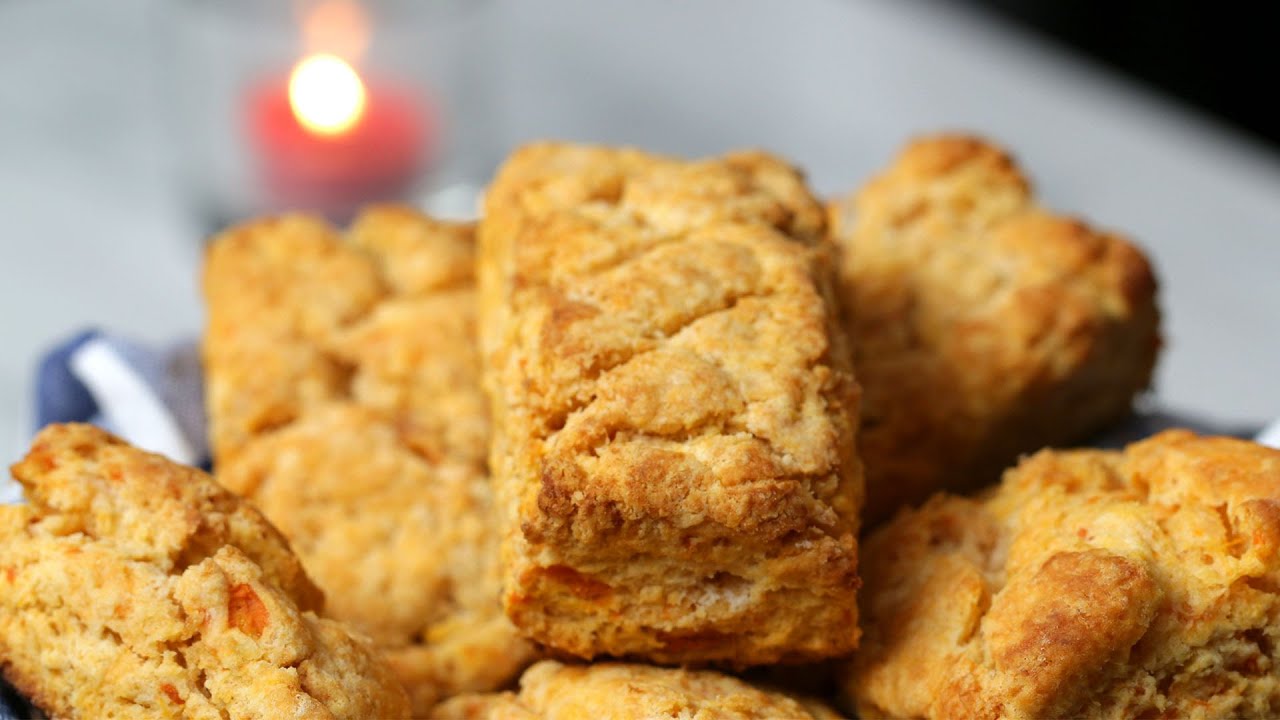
xmin=246 ymin=45 xmax=431 ymax=218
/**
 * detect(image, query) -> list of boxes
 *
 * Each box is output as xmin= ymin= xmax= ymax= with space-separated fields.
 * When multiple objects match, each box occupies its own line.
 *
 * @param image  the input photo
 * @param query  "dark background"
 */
xmin=957 ymin=0 xmax=1279 ymax=150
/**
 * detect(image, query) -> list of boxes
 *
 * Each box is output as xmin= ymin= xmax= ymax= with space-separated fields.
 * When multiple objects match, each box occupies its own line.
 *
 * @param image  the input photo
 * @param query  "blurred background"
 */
xmin=1 ymin=0 xmax=1277 ymax=464
xmin=961 ymin=0 xmax=1280 ymax=151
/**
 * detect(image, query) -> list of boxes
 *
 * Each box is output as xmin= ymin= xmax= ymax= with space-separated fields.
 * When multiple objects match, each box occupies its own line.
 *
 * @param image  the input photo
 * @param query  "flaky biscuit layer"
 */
xmin=479 ymin=143 xmax=863 ymax=664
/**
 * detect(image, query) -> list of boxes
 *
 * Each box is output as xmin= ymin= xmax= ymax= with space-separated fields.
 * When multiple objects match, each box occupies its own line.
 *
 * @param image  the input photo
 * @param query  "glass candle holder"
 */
xmin=162 ymin=0 xmax=495 ymax=228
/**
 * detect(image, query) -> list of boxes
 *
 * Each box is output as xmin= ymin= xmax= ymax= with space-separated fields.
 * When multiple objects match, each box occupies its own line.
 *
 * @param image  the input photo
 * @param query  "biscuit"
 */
xmin=828 ymin=134 xmax=1160 ymax=525
xmin=435 ymin=660 xmax=844 ymax=719
xmin=479 ymin=143 xmax=863 ymax=664
xmin=203 ymin=207 xmax=534 ymax=714
xmin=846 ymin=430 xmax=1280 ymax=719
xmin=0 ymin=424 xmax=410 ymax=719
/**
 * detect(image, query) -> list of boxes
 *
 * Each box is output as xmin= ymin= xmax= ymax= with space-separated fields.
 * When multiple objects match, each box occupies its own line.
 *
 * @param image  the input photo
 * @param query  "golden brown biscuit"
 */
xmin=0 ymin=424 xmax=410 ymax=719
xmin=846 ymin=430 xmax=1280 ymax=719
xmin=479 ymin=143 xmax=863 ymax=664
xmin=828 ymin=134 xmax=1160 ymax=525
xmin=436 ymin=660 xmax=845 ymax=719
xmin=203 ymin=206 xmax=534 ymax=714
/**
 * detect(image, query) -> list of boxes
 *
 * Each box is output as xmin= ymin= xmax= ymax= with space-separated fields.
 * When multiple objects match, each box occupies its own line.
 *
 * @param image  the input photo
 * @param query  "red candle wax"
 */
xmin=247 ymin=56 xmax=431 ymax=218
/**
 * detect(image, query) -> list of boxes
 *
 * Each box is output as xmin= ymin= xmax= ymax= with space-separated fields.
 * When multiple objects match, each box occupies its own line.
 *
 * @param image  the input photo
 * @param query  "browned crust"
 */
xmin=479 ymin=143 xmax=863 ymax=664
xmin=435 ymin=660 xmax=844 ymax=719
xmin=846 ymin=430 xmax=1280 ymax=719
xmin=828 ymin=134 xmax=1160 ymax=526
xmin=10 ymin=422 xmax=321 ymax=610
xmin=0 ymin=424 xmax=410 ymax=719
xmin=201 ymin=206 xmax=535 ymax=714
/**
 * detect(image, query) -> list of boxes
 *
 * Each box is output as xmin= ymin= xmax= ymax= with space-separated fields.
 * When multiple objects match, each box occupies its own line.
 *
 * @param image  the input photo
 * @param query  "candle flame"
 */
xmin=288 ymin=54 xmax=366 ymax=136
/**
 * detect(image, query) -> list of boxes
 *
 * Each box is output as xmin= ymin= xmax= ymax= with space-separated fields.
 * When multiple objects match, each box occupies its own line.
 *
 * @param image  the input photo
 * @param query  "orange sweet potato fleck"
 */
xmin=160 ymin=683 xmax=184 ymax=705
xmin=228 ymin=583 xmax=269 ymax=637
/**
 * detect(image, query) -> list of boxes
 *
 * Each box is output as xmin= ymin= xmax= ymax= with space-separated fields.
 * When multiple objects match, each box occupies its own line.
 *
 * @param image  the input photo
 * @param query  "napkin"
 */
xmin=0 ymin=331 xmax=209 ymax=507
xmin=33 ymin=330 xmax=208 ymax=464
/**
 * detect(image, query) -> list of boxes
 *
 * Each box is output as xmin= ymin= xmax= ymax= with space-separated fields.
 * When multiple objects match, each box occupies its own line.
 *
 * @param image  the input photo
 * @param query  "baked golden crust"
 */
xmin=828 ymin=134 xmax=1160 ymax=525
xmin=479 ymin=143 xmax=863 ymax=664
xmin=202 ymin=206 xmax=534 ymax=714
xmin=845 ymin=430 xmax=1280 ymax=719
xmin=203 ymin=207 xmax=480 ymax=466
xmin=0 ymin=424 xmax=410 ymax=719
xmin=435 ymin=660 xmax=845 ymax=719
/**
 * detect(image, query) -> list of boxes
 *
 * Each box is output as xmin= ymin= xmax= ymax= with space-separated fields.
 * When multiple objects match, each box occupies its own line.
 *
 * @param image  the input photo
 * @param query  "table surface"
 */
xmin=2 ymin=0 xmax=1278 ymax=465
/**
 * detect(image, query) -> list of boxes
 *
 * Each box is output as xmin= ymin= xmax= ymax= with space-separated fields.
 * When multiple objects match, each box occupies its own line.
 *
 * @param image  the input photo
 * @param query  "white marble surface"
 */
xmin=1 ymin=0 xmax=1278 ymax=465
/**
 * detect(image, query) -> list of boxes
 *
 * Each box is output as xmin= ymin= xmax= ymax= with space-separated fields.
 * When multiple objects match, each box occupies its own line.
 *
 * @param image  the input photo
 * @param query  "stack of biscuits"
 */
xmin=3 ymin=134 xmax=1278 ymax=719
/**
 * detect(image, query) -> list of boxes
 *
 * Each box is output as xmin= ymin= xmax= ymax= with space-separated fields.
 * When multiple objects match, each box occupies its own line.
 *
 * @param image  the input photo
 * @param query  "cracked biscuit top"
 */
xmin=479 ymin=143 xmax=863 ymax=663
xmin=202 ymin=206 xmax=535 ymax=714
xmin=828 ymin=134 xmax=1160 ymax=525
xmin=203 ymin=206 xmax=483 ymax=468
xmin=847 ymin=430 xmax=1280 ymax=719
xmin=435 ymin=660 xmax=844 ymax=720
xmin=0 ymin=424 xmax=410 ymax=719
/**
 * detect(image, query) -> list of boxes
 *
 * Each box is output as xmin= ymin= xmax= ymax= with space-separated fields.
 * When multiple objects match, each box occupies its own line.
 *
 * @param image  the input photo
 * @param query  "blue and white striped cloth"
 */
xmin=0 ymin=330 xmax=209 ymax=506
xmin=0 ymin=330 xmax=1276 ymax=718
xmin=33 ymin=330 xmax=209 ymax=465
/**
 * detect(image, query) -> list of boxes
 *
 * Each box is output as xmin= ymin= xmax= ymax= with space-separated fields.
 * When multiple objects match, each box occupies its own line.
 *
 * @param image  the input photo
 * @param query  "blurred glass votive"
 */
xmin=163 ymin=0 xmax=495 ymax=229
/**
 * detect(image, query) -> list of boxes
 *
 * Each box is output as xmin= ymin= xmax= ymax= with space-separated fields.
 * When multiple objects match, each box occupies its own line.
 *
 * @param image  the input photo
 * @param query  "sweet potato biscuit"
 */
xmin=479 ymin=143 xmax=863 ymax=664
xmin=846 ymin=430 xmax=1280 ymax=719
xmin=828 ymin=134 xmax=1160 ymax=525
xmin=203 ymin=206 xmax=534 ymax=714
xmin=0 ymin=424 xmax=410 ymax=719
xmin=436 ymin=660 xmax=844 ymax=719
